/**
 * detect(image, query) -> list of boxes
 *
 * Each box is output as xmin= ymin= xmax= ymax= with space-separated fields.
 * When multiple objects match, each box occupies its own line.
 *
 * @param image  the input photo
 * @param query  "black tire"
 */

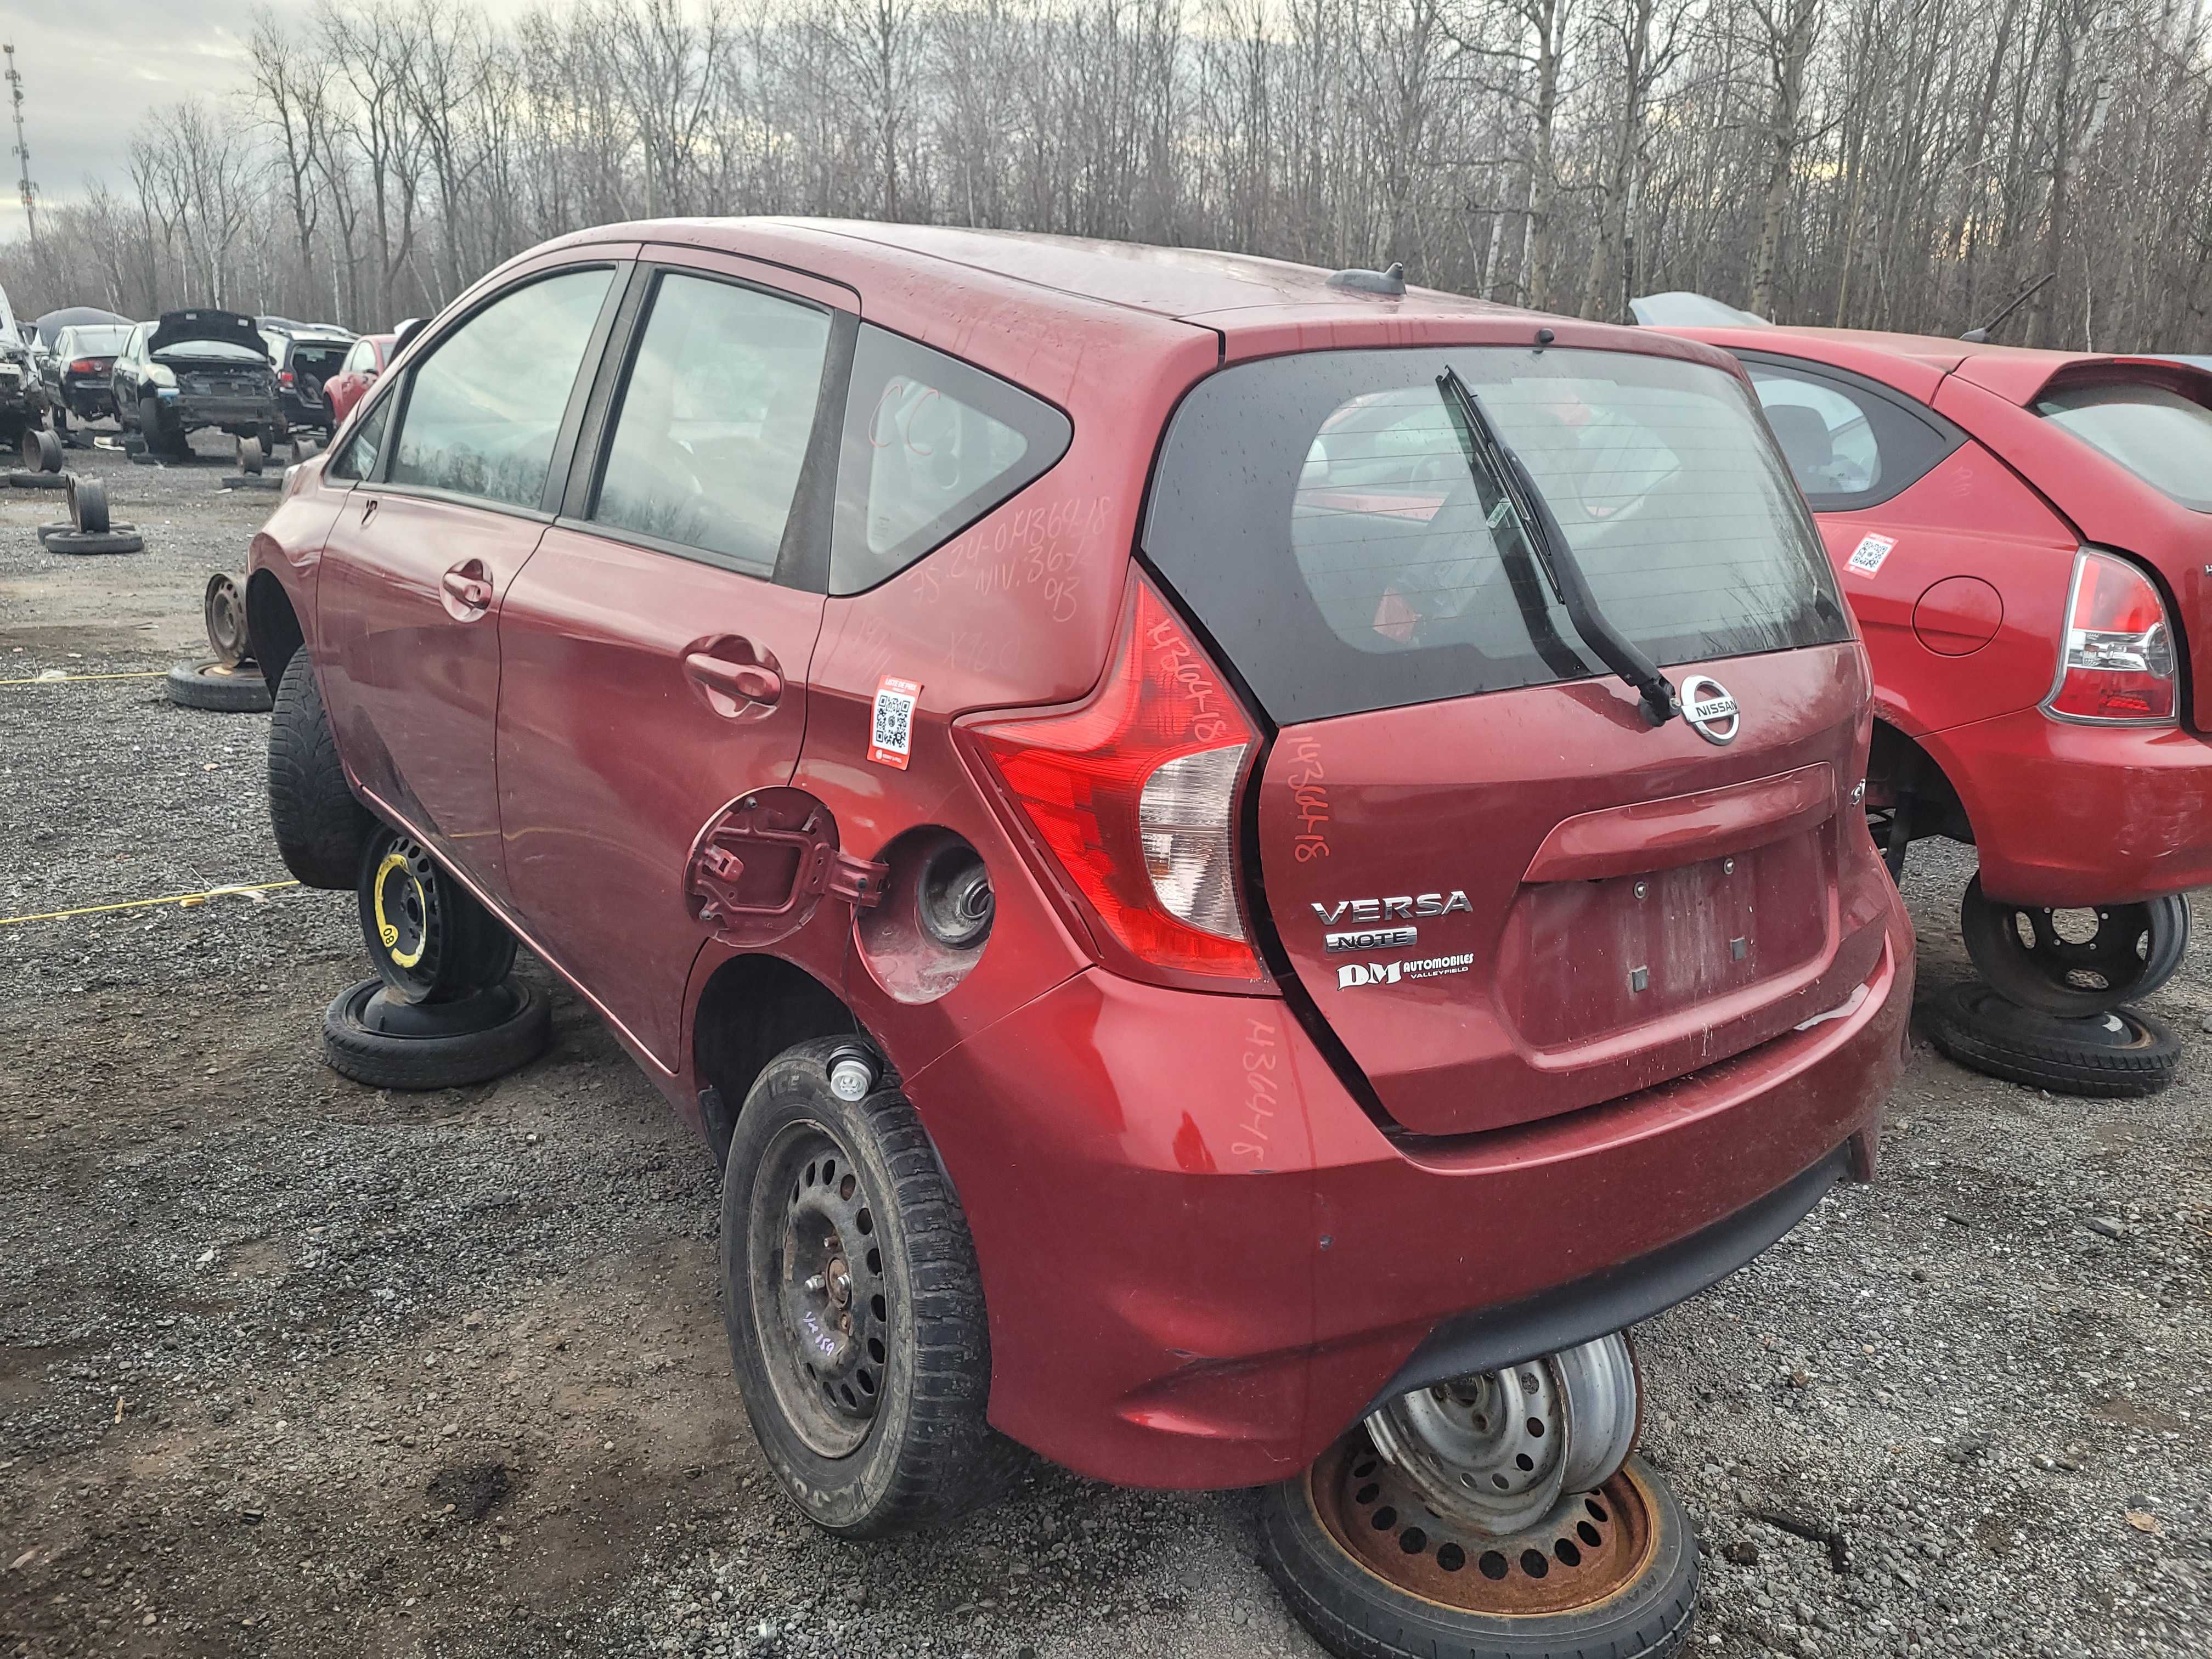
xmin=41 ymin=527 xmax=143 ymax=555
xmin=166 ymin=661 xmax=275 ymax=713
xmin=1959 ymin=876 xmax=2190 ymax=1016
xmin=23 ymin=426 xmax=61 ymax=471
xmin=356 ymin=827 xmax=517 ymax=1004
xmin=268 ymin=648 xmax=377 ymax=890
xmin=1925 ymin=982 xmax=2181 ymax=1097
xmin=68 ymin=472 xmax=110 ymax=534
xmin=1260 ymin=1453 xmax=1699 ymax=1659
xmin=721 ymin=1037 xmax=1017 ymax=1537
xmin=321 ymin=976 xmax=550 ymax=1091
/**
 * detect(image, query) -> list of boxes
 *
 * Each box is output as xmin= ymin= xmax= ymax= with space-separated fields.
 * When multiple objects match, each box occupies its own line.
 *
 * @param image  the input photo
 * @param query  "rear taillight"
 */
xmin=279 ymin=369 xmax=295 ymax=386
xmin=2044 ymin=549 xmax=2177 ymax=724
xmin=68 ymin=358 xmax=97 ymax=375
xmin=967 ymin=573 xmax=1263 ymax=980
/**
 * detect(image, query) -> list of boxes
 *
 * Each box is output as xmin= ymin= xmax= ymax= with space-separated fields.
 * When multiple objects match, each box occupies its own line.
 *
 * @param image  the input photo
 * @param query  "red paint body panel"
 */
xmin=494 ymin=527 xmax=828 ymax=1069
xmin=1256 ymin=646 xmax=1887 ymax=1137
xmin=1671 ymin=323 xmax=2212 ymax=906
xmin=251 ymin=220 xmax=1918 ymax=1493
xmin=315 ymin=490 xmax=533 ymax=892
xmin=907 ymin=912 xmax=1908 ymax=1487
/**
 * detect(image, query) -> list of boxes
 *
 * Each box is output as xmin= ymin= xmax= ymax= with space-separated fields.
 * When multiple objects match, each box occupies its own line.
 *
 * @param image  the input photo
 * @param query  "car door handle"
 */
xmin=685 ymin=652 xmax=781 ymax=706
xmin=441 ymin=568 xmax=493 ymax=610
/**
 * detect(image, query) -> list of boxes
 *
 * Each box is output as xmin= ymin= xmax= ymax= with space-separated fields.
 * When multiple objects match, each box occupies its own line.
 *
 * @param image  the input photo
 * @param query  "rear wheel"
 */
xmin=721 ymin=1038 xmax=1015 ymax=1537
xmin=1959 ymin=876 xmax=2189 ymax=1016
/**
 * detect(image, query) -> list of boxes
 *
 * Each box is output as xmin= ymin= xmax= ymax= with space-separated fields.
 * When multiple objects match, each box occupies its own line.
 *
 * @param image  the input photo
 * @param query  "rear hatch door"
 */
xmin=1145 ymin=339 xmax=1888 ymax=1136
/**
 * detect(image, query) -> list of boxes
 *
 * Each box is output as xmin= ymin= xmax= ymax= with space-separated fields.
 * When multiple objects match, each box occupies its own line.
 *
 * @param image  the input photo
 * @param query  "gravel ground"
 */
xmin=2 ymin=435 xmax=2208 ymax=1658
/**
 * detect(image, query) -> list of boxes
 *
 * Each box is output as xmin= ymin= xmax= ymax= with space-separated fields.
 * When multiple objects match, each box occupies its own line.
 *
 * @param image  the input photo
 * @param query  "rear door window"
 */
xmin=1144 ymin=345 xmax=1851 ymax=725
xmin=588 ymin=271 xmax=832 ymax=574
xmin=2038 ymin=380 xmax=2212 ymax=511
xmin=1741 ymin=359 xmax=1959 ymax=511
xmin=388 ymin=268 xmax=615 ymax=511
xmin=828 ymin=325 xmax=1071 ymax=594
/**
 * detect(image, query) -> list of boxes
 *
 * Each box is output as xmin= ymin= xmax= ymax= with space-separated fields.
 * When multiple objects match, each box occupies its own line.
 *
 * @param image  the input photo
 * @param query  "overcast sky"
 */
xmin=0 ymin=1 xmax=539 ymax=242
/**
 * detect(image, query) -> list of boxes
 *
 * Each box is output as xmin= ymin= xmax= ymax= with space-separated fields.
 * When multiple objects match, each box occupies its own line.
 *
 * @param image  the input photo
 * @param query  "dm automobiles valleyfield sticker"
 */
xmin=1846 ymin=533 xmax=1896 ymax=577
xmin=868 ymin=676 xmax=923 ymax=770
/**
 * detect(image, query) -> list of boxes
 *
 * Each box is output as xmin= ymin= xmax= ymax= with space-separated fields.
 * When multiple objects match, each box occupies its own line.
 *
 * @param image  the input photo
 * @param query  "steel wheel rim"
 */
xmin=1364 ymin=1334 xmax=1639 ymax=1536
xmin=1308 ymin=1430 xmax=1661 ymax=1617
xmin=747 ymin=1119 xmax=892 ymax=1459
xmin=365 ymin=836 xmax=443 ymax=996
xmin=1991 ymin=896 xmax=2182 ymax=1003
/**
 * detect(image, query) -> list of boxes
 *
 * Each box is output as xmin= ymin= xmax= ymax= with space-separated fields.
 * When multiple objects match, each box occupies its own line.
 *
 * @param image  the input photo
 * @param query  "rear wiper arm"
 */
xmin=1435 ymin=366 xmax=1679 ymax=727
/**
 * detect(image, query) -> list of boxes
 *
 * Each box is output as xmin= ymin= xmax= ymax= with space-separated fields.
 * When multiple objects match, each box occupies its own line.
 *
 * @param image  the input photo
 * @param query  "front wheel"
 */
xmin=720 ymin=1037 xmax=1016 ymax=1538
xmin=1959 ymin=876 xmax=2190 ymax=1016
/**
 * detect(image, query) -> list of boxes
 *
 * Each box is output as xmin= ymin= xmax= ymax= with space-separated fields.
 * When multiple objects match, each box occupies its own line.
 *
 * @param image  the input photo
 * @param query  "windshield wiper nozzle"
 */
xmin=1435 ymin=366 xmax=1679 ymax=727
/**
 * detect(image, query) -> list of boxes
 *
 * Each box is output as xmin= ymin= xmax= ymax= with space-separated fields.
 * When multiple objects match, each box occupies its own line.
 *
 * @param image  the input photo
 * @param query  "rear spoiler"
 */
xmin=1949 ymin=351 xmax=2212 ymax=409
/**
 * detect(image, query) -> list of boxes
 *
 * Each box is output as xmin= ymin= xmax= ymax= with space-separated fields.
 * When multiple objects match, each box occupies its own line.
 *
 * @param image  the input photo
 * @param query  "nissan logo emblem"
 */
xmin=1680 ymin=674 xmax=1741 ymax=745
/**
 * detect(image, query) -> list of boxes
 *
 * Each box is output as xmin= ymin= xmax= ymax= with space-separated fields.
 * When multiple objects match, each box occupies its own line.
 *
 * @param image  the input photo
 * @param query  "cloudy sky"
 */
xmin=0 ymin=1 xmax=540 ymax=242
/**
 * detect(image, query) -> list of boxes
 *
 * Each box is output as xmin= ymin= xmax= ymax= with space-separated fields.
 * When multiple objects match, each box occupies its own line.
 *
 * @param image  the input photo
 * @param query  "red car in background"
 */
xmin=1643 ymin=295 xmax=2210 ymax=1090
xmin=321 ymin=331 xmax=395 ymax=427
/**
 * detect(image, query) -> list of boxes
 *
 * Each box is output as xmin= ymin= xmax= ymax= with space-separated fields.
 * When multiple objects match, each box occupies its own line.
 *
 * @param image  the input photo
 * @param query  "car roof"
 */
xmin=515 ymin=218 xmax=1738 ymax=380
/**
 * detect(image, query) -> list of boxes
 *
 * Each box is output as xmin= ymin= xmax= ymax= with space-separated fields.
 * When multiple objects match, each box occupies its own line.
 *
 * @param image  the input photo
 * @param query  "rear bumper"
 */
xmin=1930 ymin=707 xmax=2212 ymax=904
xmin=905 ymin=896 xmax=1911 ymax=1491
xmin=60 ymin=381 xmax=115 ymax=416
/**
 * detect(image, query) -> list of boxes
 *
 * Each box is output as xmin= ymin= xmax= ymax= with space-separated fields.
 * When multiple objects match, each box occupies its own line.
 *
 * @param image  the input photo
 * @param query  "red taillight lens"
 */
xmin=279 ymin=369 xmax=295 ymax=386
xmin=2044 ymin=549 xmax=2177 ymax=724
xmin=968 ymin=573 xmax=1263 ymax=980
xmin=68 ymin=358 xmax=97 ymax=375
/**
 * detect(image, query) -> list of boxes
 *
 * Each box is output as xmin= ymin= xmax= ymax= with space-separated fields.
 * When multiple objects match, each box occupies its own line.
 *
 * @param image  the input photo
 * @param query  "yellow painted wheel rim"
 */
xmin=372 ymin=850 xmax=429 ymax=969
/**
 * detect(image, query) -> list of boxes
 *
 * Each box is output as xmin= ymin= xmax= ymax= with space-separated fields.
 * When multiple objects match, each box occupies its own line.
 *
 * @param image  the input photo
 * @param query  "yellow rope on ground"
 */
xmin=0 ymin=670 xmax=171 ymax=686
xmin=0 ymin=880 xmax=301 ymax=928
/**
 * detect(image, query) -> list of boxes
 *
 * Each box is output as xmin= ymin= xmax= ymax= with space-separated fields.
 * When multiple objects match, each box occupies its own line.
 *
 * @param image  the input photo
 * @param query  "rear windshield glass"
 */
xmin=1143 ymin=345 xmax=1849 ymax=724
xmin=2037 ymin=381 xmax=2212 ymax=512
xmin=64 ymin=326 xmax=129 ymax=357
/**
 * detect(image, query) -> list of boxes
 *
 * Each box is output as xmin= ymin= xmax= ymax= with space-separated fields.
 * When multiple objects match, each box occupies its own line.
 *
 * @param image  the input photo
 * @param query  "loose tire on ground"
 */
xmin=268 ymin=648 xmax=377 ymax=890
xmin=321 ymin=977 xmax=550 ymax=1091
xmin=1924 ymin=982 xmax=2180 ymax=1097
xmin=22 ymin=427 xmax=62 ymax=471
xmin=166 ymin=661 xmax=275 ymax=713
xmin=40 ymin=526 xmax=143 ymax=555
xmin=721 ymin=1037 xmax=1019 ymax=1538
xmin=1260 ymin=1449 xmax=1699 ymax=1659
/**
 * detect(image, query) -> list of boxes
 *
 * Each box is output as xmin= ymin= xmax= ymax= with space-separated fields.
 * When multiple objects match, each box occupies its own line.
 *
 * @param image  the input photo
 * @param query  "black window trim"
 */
xmin=554 ymin=259 xmax=856 ymax=591
xmin=1733 ymin=348 xmax=1967 ymax=512
xmin=357 ymin=259 xmax=633 ymax=524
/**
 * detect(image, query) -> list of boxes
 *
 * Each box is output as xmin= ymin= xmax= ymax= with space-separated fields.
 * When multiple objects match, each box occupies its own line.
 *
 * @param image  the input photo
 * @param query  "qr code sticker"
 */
xmin=868 ymin=677 xmax=922 ymax=770
xmin=1847 ymin=533 xmax=1895 ymax=577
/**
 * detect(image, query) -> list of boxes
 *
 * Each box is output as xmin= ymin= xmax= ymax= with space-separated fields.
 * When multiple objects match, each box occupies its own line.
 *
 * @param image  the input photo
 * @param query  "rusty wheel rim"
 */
xmin=1308 ymin=1430 xmax=1659 ymax=1617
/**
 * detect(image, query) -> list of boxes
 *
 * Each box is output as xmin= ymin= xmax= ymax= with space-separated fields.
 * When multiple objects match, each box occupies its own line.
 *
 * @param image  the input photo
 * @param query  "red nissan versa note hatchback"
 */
xmin=1643 ymin=296 xmax=2212 ymax=1091
xmin=247 ymin=222 xmax=1912 ymax=1659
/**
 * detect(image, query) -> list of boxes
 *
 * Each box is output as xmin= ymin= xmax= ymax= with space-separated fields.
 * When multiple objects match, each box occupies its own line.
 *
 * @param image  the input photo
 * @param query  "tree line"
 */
xmin=3 ymin=0 xmax=2208 ymax=351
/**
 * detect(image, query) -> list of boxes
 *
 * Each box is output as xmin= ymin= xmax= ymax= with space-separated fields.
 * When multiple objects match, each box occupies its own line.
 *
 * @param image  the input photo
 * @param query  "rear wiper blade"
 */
xmin=1435 ymin=366 xmax=1679 ymax=727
